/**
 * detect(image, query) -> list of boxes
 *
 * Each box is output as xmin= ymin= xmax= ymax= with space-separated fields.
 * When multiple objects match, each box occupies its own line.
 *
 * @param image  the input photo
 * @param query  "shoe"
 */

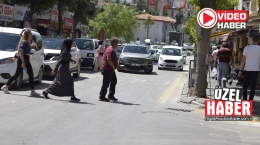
xmin=30 ymin=91 xmax=40 ymax=97
xmin=108 ymin=97 xmax=118 ymax=101
xmin=70 ymin=96 xmax=80 ymax=102
xmin=99 ymin=98 xmax=110 ymax=102
xmin=1 ymin=86 xmax=10 ymax=94
xmin=42 ymin=91 xmax=49 ymax=99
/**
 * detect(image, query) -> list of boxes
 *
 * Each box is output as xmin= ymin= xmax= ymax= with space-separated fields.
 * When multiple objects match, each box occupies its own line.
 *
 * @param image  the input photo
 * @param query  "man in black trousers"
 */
xmin=99 ymin=37 xmax=119 ymax=102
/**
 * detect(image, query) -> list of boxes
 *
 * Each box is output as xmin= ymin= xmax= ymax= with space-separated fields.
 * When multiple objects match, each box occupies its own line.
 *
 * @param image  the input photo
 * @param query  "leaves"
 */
xmin=142 ymin=16 xmax=155 ymax=27
xmin=89 ymin=3 xmax=138 ymax=41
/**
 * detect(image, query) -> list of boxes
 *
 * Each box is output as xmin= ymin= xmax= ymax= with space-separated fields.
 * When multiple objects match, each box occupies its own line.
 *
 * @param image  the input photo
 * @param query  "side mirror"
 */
xmin=30 ymin=49 xmax=36 ymax=54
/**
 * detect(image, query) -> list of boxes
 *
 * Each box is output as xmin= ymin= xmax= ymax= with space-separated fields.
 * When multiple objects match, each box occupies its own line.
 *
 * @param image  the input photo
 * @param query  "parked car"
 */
xmin=158 ymin=46 xmax=185 ymax=71
xmin=182 ymin=48 xmax=192 ymax=56
xmin=118 ymin=45 xmax=153 ymax=74
xmin=149 ymin=49 xmax=159 ymax=61
xmin=0 ymin=27 xmax=44 ymax=88
xmin=42 ymin=37 xmax=81 ymax=77
xmin=75 ymin=38 xmax=99 ymax=70
xmin=115 ymin=46 xmax=123 ymax=60
xmin=183 ymin=43 xmax=195 ymax=51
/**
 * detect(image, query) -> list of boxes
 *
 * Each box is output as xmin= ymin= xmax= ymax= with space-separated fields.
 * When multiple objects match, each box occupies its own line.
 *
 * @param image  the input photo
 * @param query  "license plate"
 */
xmin=167 ymin=63 xmax=175 ymax=66
xmin=131 ymin=64 xmax=140 ymax=66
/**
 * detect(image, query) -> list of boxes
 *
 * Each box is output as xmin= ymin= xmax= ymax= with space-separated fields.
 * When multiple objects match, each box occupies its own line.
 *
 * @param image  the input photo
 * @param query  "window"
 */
xmin=75 ymin=39 xmax=94 ymax=50
xmin=34 ymin=33 xmax=43 ymax=51
xmin=42 ymin=38 xmax=64 ymax=50
xmin=123 ymin=46 xmax=149 ymax=54
xmin=0 ymin=33 xmax=20 ymax=51
xmin=162 ymin=48 xmax=181 ymax=56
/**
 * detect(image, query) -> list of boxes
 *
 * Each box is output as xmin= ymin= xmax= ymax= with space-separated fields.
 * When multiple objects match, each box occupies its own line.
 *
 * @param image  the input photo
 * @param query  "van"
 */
xmin=0 ymin=27 xmax=44 ymax=88
xmin=75 ymin=38 xmax=99 ymax=70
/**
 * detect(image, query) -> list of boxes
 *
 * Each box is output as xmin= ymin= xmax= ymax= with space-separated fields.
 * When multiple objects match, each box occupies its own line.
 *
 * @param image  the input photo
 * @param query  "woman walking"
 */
xmin=94 ymin=41 xmax=104 ymax=71
xmin=1 ymin=29 xmax=40 ymax=96
xmin=42 ymin=39 xmax=80 ymax=102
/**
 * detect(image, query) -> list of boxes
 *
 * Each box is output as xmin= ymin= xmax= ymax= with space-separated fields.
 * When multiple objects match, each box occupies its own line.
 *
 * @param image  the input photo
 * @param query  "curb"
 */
xmin=191 ymin=100 xmax=205 ymax=107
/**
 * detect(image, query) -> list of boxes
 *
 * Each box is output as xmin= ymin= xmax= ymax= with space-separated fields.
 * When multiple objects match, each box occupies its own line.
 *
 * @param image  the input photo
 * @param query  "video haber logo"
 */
xmin=205 ymin=88 xmax=253 ymax=121
xmin=197 ymin=8 xmax=248 ymax=29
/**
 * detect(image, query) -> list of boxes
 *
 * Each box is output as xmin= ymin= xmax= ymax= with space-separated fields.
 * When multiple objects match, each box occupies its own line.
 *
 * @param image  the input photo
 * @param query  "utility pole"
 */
xmin=146 ymin=24 xmax=150 ymax=38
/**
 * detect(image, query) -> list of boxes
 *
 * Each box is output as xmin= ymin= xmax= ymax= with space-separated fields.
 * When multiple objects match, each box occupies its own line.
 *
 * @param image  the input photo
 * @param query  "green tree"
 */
xmin=162 ymin=10 xmax=169 ymax=17
xmin=143 ymin=16 xmax=154 ymax=38
xmin=186 ymin=0 xmax=238 ymax=98
xmin=89 ymin=3 xmax=138 ymax=41
xmin=11 ymin=0 xmax=56 ymax=27
xmin=136 ymin=0 xmax=146 ymax=13
xmin=70 ymin=0 xmax=96 ymax=38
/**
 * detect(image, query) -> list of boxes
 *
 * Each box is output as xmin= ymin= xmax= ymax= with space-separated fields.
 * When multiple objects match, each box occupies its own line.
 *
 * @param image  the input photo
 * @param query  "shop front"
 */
xmin=6 ymin=5 xmax=28 ymax=28
xmin=63 ymin=17 xmax=74 ymax=38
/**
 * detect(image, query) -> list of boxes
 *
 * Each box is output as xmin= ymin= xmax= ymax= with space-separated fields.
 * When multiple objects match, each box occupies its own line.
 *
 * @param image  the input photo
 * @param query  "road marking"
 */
xmin=159 ymin=75 xmax=184 ymax=103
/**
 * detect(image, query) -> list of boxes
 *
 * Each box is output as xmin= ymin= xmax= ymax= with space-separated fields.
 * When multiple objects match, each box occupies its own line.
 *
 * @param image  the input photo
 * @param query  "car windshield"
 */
xmin=162 ymin=48 xmax=182 ymax=56
xmin=149 ymin=50 xmax=155 ymax=53
xmin=115 ymin=46 xmax=123 ymax=52
xmin=123 ymin=46 xmax=149 ymax=54
xmin=0 ymin=33 xmax=21 ymax=51
xmin=42 ymin=38 xmax=64 ymax=50
xmin=75 ymin=39 xmax=94 ymax=50
xmin=182 ymin=49 xmax=187 ymax=51
xmin=151 ymin=45 xmax=159 ymax=49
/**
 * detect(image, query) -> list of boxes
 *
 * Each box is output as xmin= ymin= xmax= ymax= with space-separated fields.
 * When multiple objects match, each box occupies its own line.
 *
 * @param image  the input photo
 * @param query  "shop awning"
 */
xmin=210 ymin=30 xmax=232 ymax=38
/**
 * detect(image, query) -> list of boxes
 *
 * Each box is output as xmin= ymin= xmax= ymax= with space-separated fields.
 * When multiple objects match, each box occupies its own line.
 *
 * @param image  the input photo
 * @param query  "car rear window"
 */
xmin=0 ymin=33 xmax=21 ymax=51
xmin=42 ymin=38 xmax=64 ymax=50
xmin=123 ymin=46 xmax=149 ymax=54
xmin=75 ymin=39 xmax=94 ymax=50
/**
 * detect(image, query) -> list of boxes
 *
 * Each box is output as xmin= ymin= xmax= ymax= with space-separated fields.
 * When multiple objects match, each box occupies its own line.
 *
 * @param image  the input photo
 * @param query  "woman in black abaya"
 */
xmin=42 ymin=39 xmax=80 ymax=101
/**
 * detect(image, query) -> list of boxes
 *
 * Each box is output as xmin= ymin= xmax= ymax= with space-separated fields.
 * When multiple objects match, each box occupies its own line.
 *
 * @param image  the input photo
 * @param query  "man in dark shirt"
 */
xmin=214 ymin=42 xmax=232 ymax=87
xmin=99 ymin=37 xmax=119 ymax=102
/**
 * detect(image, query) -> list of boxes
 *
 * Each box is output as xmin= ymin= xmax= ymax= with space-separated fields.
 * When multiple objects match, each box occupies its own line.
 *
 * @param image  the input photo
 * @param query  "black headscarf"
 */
xmin=61 ymin=39 xmax=73 ymax=54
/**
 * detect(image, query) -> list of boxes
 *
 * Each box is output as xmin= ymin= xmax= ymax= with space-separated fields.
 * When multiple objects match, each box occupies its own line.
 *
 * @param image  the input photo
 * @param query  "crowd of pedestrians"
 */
xmin=209 ymin=35 xmax=260 ymax=101
xmin=1 ymin=29 xmax=119 ymax=102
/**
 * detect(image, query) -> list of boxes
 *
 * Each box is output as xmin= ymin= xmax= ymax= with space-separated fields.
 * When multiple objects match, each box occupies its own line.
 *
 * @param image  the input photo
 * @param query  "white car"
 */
xmin=43 ymin=37 xmax=81 ymax=77
xmin=158 ymin=46 xmax=185 ymax=71
xmin=75 ymin=38 xmax=99 ymax=70
xmin=0 ymin=27 xmax=44 ymax=88
xmin=149 ymin=49 xmax=159 ymax=61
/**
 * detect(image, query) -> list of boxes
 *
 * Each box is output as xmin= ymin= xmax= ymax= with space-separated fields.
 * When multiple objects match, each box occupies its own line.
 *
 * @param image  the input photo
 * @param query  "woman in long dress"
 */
xmin=42 ymin=39 xmax=80 ymax=102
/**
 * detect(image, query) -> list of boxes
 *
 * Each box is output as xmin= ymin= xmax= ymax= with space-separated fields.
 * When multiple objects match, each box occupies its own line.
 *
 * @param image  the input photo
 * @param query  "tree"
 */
xmin=162 ymin=10 xmax=168 ymax=17
xmin=71 ymin=0 xmax=96 ymax=38
xmin=186 ymin=0 xmax=238 ymax=98
xmin=136 ymin=0 xmax=146 ymax=13
xmin=143 ymin=16 xmax=154 ymax=39
xmin=89 ymin=3 xmax=138 ymax=41
xmin=11 ymin=0 xmax=56 ymax=27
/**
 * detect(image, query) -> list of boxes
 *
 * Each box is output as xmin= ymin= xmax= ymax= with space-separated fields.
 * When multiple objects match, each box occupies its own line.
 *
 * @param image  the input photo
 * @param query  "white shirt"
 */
xmin=211 ymin=49 xmax=218 ymax=61
xmin=243 ymin=45 xmax=260 ymax=71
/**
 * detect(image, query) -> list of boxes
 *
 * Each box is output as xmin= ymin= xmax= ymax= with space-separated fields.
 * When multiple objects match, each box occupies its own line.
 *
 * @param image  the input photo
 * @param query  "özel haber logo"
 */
xmin=197 ymin=8 xmax=248 ymax=29
xmin=197 ymin=8 xmax=217 ymax=29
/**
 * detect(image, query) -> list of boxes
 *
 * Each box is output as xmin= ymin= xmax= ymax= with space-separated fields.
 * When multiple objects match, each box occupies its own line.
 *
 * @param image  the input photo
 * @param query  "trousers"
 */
xmin=243 ymin=71 xmax=259 ymax=100
xmin=99 ymin=70 xmax=117 ymax=99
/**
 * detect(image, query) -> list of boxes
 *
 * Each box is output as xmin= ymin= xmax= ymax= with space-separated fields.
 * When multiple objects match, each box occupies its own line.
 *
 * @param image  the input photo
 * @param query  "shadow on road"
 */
xmin=110 ymin=101 xmax=141 ymax=105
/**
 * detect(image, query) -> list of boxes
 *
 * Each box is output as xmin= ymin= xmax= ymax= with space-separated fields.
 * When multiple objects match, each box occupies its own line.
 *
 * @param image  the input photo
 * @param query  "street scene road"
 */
xmin=1 ymin=56 xmax=260 ymax=145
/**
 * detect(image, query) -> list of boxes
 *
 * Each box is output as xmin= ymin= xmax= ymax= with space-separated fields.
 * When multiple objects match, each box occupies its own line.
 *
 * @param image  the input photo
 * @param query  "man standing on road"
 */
xmin=211 ymin=45 xmax=220 ymax=80
xmin=239 ymin=35 xmax=260 ymax=100
xmin=214 ymin=43 xmax=232 ymax=87
xmin=99 ymin=37 xmax=119 ymax=102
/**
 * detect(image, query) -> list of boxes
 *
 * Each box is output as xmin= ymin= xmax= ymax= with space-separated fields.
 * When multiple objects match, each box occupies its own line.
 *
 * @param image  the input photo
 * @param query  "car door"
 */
xmin=33 ymin=33 xmax=44 ymax=78
xmin=29 ymin=33 xmax=39 ymax=78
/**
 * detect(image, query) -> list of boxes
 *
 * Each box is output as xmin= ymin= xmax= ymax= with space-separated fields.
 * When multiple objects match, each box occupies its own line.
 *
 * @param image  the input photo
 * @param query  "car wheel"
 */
xmin=36 ymin=67 xmax=43 ymax=84
xmin=145 ymin=69 xmax=153 ymax=74
xmin=11 ymin=72 xmax=23 ymax=89
xmin=73 ymin=61 xmax=81 ymax=78
xmin=179 ymin=67 xmax=183 ymax=71
xmin=158 ymin=66 xmax=162 ymax=70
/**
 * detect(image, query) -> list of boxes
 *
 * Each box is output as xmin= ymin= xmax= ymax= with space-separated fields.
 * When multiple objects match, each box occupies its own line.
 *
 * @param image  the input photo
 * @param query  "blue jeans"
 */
xmin=218 ymin=62 xmax=229 ymax=86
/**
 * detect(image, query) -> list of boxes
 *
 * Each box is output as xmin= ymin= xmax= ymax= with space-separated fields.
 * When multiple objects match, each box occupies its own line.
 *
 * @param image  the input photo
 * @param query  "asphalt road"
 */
xmin=0 ymin=56 xmax=260 ymax=145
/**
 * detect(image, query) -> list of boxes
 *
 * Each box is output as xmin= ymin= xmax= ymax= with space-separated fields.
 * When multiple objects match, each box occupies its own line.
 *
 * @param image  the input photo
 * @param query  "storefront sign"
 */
xmin=38 ymin=19 xmax=51 ymax=27
xmin=63 ymin=11 xmax=74 ymax=19
xmin=51 ymin=9 xmax=58 ymax=21
xmin=0 ymin=4 xmax=14 ymax=22
xmin=249 ymin=0 xmax=259 ymax=17
xmin=63 ymin=17 xmax=74 ymax=29
xmin=14 ymin=5 xmax=27 ymax=21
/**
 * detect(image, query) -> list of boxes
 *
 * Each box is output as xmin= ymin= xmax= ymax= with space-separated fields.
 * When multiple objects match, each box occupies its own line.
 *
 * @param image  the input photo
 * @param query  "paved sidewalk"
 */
xmin=180 ymin=76 xmax=260 ymax=121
